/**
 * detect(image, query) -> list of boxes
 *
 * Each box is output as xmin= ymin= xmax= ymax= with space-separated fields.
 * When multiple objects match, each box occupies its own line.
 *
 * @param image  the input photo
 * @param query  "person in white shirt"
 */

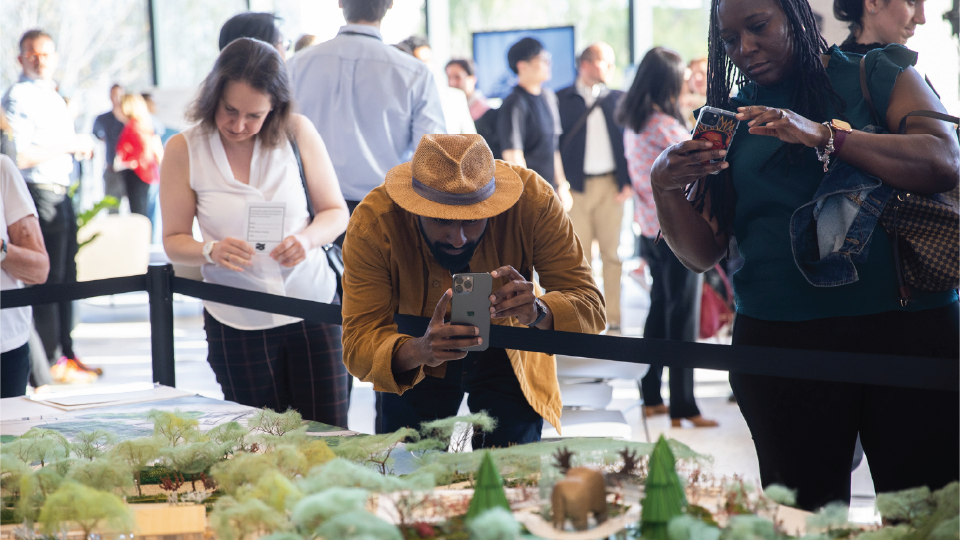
xmin=556 ymin=42 xmax=631 ymax=332
xmin=401 ymin=36 xmax=476 ymax=136
xmin=286 ymin=0 xmax=446 ymax=230
xmin=2 ymin=30 xmax=95 ymax=382
xmin=161 ymin=38 xmax=350 ymax=425
xmin=1 ymin=155 xmax=49 ymax=397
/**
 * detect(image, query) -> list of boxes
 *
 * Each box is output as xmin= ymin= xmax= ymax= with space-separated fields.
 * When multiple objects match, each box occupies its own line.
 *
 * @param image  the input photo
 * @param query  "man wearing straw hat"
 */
xmin=342 ymin=134 xmax=605 ymax=447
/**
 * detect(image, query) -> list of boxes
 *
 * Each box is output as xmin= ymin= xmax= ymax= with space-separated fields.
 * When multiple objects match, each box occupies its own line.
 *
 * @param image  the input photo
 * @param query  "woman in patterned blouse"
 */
xmin=615 ymin=47 xmax=718 ymax=428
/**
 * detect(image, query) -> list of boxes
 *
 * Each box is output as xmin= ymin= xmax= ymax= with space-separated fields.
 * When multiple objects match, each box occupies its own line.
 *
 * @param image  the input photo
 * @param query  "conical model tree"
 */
xmin=465 ymin=451 xmax=511 ymax=521
xmin=640 ymin=435 xmax=687 ymax=540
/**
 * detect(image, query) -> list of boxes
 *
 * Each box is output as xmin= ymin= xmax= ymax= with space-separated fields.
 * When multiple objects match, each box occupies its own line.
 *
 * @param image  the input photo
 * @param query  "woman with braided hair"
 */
xmin=649 ymin=0 xmax=958 ymax=511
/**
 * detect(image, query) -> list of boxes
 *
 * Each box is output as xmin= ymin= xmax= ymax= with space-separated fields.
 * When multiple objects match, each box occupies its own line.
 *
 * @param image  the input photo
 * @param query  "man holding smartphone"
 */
xmin=341 ymin=134 xmax=606 ymax=448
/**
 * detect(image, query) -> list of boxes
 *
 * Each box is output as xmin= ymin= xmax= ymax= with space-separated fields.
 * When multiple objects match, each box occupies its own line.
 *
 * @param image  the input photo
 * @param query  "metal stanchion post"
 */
xmin=147 ymin=263 xmax=176 ymax=387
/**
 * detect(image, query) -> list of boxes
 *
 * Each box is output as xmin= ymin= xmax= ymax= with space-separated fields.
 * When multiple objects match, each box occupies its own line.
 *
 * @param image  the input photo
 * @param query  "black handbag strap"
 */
xmin=289 ymin=135 xmax=344 ymax=298
xmin=897 ymin=110 xmax=960 ymax=136
xmin=859 ymin=56 xmax=881 ymax=127
xmin=289 ymin=136 xmax=315 ymax=220
xmin=859 ymin=56 xmax=959 ymax=136
xmin=559 ymin=93 xmax=604 ymax=154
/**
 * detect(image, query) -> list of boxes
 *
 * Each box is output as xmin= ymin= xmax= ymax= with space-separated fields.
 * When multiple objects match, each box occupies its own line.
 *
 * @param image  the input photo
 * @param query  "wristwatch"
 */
xmin=528 ymin=298 xmax=548 ymax=328
xmin=826 ymin=119 xmax=852 ymax=154
xmin=202 ymin=241 xmax=218 ymax=265
xmin=816 ymin=119 xmax=853 ymax=173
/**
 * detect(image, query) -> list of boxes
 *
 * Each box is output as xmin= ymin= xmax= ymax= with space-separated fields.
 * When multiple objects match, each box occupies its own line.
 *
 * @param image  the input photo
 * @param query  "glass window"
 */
xmin=254 ymin=0 xmax=425 ymax=57
xmin=151 ymin=0 xmax=247 ymax=88
xmin=651 ymin=2 xmax=710 ymax=66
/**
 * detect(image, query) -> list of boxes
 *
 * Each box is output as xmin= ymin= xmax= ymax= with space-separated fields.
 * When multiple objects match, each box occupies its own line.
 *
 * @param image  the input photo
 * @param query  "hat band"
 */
xmin=412 ymin=176 xmax=496 ymax=206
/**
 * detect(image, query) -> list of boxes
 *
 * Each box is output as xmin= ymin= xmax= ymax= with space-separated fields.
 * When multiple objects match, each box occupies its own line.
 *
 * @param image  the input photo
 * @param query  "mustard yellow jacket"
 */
xmin=340 ymin=163 xmax=606 ymax=432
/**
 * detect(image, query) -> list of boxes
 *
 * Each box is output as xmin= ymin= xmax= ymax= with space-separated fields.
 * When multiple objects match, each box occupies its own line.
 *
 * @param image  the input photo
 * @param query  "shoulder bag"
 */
xmin=859 ymin=56 xmax=960 ymax=304
xmin=289 ymin=136 xmax=345 ymax=300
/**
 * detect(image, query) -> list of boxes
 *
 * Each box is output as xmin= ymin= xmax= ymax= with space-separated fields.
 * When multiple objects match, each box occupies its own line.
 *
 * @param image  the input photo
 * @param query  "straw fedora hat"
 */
xmin=385 ymin=134 xmax=523 ymax=220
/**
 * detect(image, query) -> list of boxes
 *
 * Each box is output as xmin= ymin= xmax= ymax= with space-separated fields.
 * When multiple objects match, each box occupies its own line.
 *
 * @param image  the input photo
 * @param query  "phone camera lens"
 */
xmin=454 ymin=285 xmax=464 ymax=293
xmin=454 ymin=276 xmax=463 ymax=285
xmin=703 ymin=112 xmax=720 ymax=126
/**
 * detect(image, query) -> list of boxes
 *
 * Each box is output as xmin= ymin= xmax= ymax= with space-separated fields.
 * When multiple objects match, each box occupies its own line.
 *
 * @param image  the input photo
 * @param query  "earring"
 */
xmin=870 ymin=8 xmax=876 ymax=12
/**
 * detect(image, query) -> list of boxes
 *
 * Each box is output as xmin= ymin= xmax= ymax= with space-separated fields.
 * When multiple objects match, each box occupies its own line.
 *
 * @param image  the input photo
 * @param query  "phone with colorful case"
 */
xmin=692 ymin=106 xmax=740 ymax=174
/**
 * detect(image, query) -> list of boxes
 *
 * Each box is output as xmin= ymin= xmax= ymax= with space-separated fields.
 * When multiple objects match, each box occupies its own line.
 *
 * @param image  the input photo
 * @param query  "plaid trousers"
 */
xmin=203 ymin=310 xmax=349 ymax=427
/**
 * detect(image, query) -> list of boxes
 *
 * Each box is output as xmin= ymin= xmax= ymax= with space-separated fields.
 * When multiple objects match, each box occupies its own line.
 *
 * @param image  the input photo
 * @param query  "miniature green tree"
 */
xmin=160 ymin=440 xmax=226 ymax=492
xmin=256 ymin=426 xmax=311 ymax=452
xmin=331 ymin=427 xmax=419 ymax=475
xmin=412 ymin=411 xmax=498 ymax=453
xmin=297 ymin=457 xmax=434 ymax=495
xmin=299 ymin=439 xmax=336 ymax=470
xmin=1 ymin=454 xmax=31 ymax=500
xmin=467 ymin=507 xmax=521 ymax=540
xmin=248 ymin=408 xmax=303 ymax=437
xmin=208 ymin=421 xmax=253 ymax=454
xmin=7 ymin=428 xmax=70 ymax=466
xmin=236 ymin=470 xmax=302 ymax=512
xmin=106 ymin=436 xmax=163 ymax=496
xmin=465 ymin=452 xmax=511 ymax=521
xmin=19 ymin=463 xmax=67 ymax=524
xmin=876 ymin=486 xmax=932 ymax=525
xmin=640 ymin=435 xmax=687 ymax=540
xmin=38 ymin=482 xmax=134 ymax=540
xmin=666 ymin=515 xmax=721 ymax=540
xmin=66 ymin=457 xmax=134 ymax=494
xmin=211 ymin=496 xmax=288 ymax=540
xmin=71 ymin=430 xmax=117 ymax=460
xmin=148 ymin=409 xmax=202 ymax=447
xmin=805 ymin=502 xmax=851 ymax=535
xmin=723 ymin=515 xmax=778 ymax=540
xmin=211 ymin=452 xmax=271 ymax=495
xmin=314 ymin=509 xmax=402 ymax=540
xmin=290 ymin=487 xmax=369 ymax=534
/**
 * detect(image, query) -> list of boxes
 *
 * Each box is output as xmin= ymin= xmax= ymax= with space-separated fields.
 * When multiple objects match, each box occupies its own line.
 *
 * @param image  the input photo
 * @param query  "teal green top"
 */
xmin=726 ymin=45 xmax=957 ymax=321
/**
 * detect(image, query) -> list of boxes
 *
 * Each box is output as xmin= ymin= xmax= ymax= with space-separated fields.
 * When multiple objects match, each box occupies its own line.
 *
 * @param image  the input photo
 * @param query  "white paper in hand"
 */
xmin=244 ymin=201 xmax=285 ymax=254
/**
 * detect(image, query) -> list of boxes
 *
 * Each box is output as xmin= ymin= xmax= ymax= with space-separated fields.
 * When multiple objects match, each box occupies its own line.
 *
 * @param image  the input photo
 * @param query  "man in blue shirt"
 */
xmin=92 ymin=84 xmax=126 ymax=214
xmin=2 ymin=29 xmax=97 ymax=382
xmin=287 ymin=0 xmax=446 ymax=244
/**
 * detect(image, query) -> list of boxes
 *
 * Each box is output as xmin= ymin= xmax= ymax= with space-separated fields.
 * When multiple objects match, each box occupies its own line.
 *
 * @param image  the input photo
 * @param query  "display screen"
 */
xmin=472 ymin=26 xmax=577 ymax=100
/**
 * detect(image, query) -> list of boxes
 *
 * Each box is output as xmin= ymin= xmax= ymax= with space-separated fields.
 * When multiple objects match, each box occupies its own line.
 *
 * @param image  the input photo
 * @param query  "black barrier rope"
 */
xmin=170 ymin=277 xmax=343 ymax=325
xmin=2 ymin=274 xmax=146 ymax=308
xmin=1 ymin=267 xmax=957 ymax=391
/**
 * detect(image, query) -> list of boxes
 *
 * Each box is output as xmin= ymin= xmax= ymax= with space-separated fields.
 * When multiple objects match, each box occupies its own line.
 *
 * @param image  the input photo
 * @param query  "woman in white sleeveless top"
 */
xmin=160 ymin=38 xmax=350 ymax=426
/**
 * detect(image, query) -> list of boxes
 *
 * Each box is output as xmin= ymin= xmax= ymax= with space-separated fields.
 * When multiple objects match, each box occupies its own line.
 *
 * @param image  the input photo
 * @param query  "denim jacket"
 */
xmin=790 ymin=156 xmax=893 ymax=287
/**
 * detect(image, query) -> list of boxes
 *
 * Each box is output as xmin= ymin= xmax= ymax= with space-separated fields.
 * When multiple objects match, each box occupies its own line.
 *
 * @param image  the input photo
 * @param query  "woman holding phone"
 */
xmin=649 ymin=0 xmax=958 ymax=511
xmin=161 ymin=38 xmax=350 ymax=426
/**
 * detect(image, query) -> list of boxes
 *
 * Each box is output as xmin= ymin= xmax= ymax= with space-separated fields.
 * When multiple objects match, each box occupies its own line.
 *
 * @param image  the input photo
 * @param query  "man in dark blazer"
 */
xmin=557 ymin=42 xmax=630 ymax=332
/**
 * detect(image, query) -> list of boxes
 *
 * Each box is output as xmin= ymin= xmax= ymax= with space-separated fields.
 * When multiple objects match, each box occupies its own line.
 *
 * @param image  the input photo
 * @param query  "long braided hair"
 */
xmin=692 ymin=0 xmax=847 ymax=234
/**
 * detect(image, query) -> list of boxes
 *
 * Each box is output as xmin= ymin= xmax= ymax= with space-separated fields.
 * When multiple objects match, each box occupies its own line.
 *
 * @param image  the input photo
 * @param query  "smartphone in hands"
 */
xmin=692 ymin=106 xmax=740 ymax=174
xmin=450 ymin=273 xmax=492 ymax=352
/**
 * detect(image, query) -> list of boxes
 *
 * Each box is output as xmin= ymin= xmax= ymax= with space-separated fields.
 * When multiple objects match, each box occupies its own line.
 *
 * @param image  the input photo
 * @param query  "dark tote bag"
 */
xmin=859 ymin=57 xmax=960 ymax=304
xmin=289 ymin=137 xmax=345 ymax=300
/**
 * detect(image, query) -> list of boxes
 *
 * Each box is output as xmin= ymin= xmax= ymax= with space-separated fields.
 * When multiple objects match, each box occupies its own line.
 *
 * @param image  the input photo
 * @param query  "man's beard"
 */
xmin=418 ymin=219 xmax=486 ymax=273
